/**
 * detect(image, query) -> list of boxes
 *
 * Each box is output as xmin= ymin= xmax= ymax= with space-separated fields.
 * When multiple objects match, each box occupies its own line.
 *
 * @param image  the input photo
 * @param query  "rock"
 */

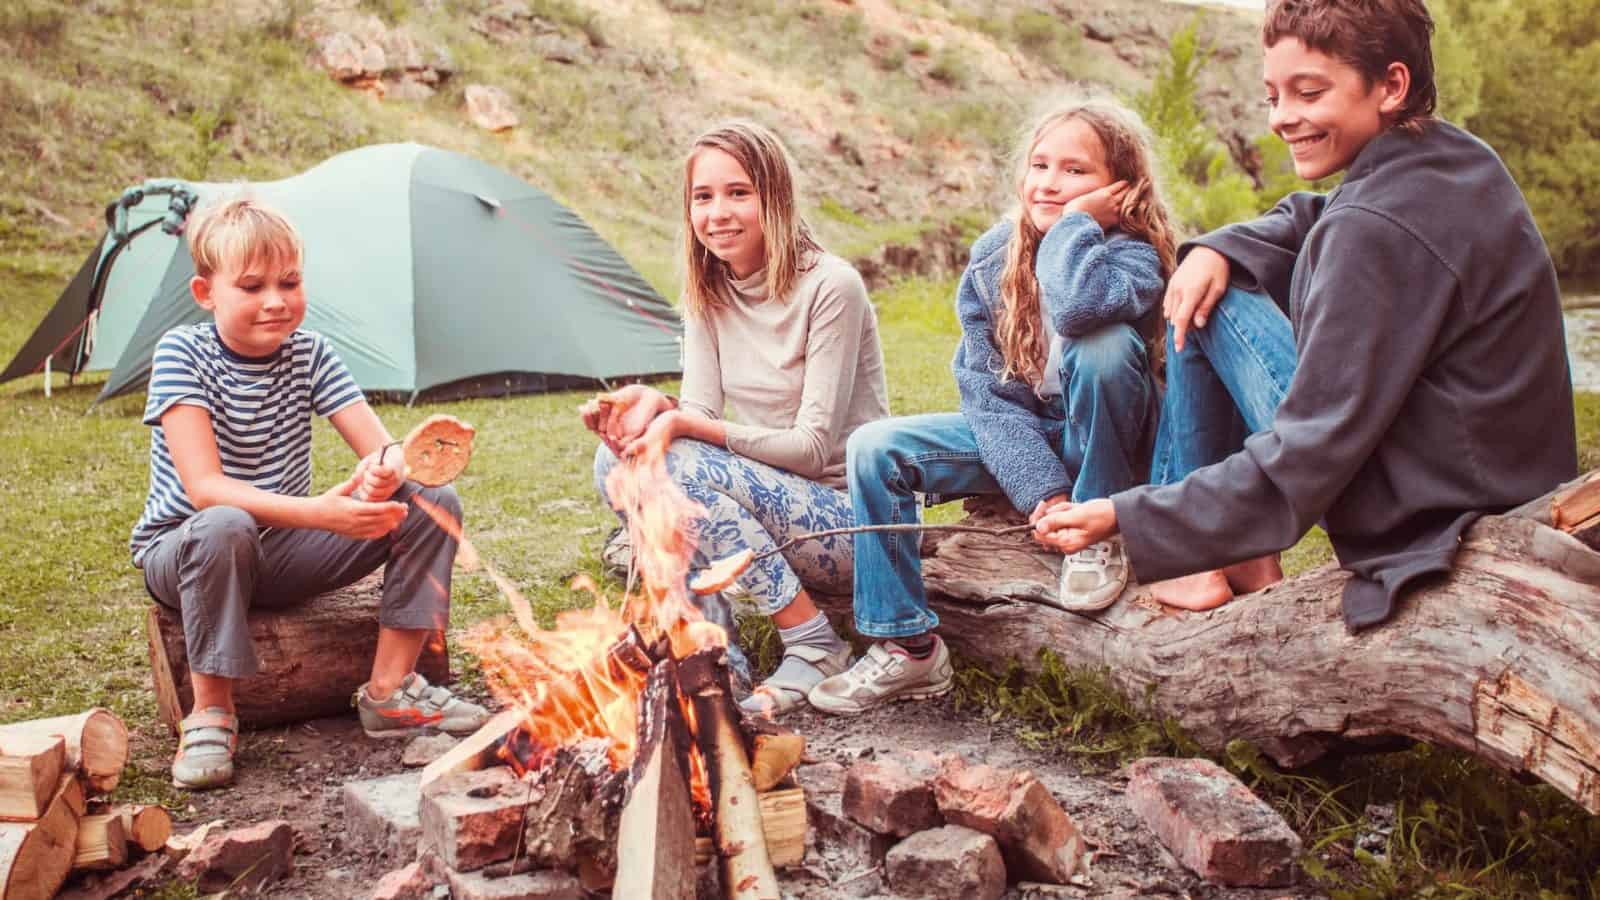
xmin=1082 ymin=19 xmax=1116 ymax=42
xmin=534 ymin=33 xmax=586 ymax=65
xmin=1124 ymin=757 xmax=1302 ymax=887
xmin=473 ymin=1 xmax=534 ymax=43
xmin=933 ymin=760 xmax=1084 ymax=884
xmin=796 ymin=762 xmax=896 ymax=874
xmin=464 ymin=84 xmax=519 ymax=132
xmin=370 ymin=861 xmax=438 ymax=900
xmin=385 ymin=78 xmax=436 ymax=102
xmin=403 ymin=733 xmax=462 ymax=767
xmin=444 ymin=868 xmax=582 ymax=900
xmin=419 ymin=767 xmax=529 ymax=872
xmin=842 ymin=753 xmax=943 ymax=837
xmin=379 ymin=26 xmax=427 ymax=71
xmin=175 ymin=820 xmax=294 ymax=893
xmin=319 ymin=31 xmax=386 ymax=81
xmin=884 ymin=825 xmax=1006 ymax=900
xmin=343 ymin=770 xmax=424 ymax=865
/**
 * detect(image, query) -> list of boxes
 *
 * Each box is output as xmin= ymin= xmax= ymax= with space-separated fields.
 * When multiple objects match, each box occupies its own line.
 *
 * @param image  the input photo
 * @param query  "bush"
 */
xmin=928 ymin=48 xmax=967 ymax=86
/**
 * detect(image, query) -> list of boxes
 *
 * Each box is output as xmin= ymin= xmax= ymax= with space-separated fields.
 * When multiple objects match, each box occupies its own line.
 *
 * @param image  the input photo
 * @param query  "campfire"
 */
xmin=412 ymin=444 xmax=806 ymax=899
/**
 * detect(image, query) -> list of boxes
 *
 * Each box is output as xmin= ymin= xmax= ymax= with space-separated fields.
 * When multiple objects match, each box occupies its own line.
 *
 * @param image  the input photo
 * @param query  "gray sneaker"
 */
xmin=807 ymin=638 xmax=953 ymax=715
xmin=1056 ymin=536 xmax=1129 ymax=611
xmin=601 ymin=526 xmax=632 ymax=581
xmin=356 ymin=673 xmax=491 ymax=739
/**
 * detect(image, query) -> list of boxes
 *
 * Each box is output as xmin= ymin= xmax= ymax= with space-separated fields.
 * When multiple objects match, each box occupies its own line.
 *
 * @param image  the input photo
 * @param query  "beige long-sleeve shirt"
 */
xmin=678 ymin=253 xmax=889 ymax=488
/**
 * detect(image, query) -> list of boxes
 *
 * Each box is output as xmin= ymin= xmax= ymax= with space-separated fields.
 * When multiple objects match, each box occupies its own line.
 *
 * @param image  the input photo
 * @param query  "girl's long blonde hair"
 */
xmin=995 ymin=100 xmax=1178 ymax=387
xmin=680 ymin=121 xmax=823 ymax=319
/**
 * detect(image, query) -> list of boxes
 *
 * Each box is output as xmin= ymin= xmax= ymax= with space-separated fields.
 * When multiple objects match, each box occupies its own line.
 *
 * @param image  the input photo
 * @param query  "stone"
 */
xmin=933 ymin=760 xmax=1084 ymax=884
xmin=319 ymin=31 xmax=386 ymax=81
xmin=884 ymin=825 xmax=1006 ymax=900
xmin=343 ymin=770 xmax=424 ymax=865
xmin=1124 ymin=757 xmax=1302 ymax=887
xmin=370 ymin=861 xmax=438 ymax=900
xmin=842 ymin=753 xmax=943 ymax=837
xmin=796 ymin=763 xmax=896 ymax=872
xmin=419 ymin=767 xmax=529 ymax=872
xmin=444 ymin=868 xmax=581 ymax=900
xmin=464 ymin=84 xmax=519 ymax=132
xmin=402 ymin=733 xmax=461 ymax=768
xmin=175 ymin=820 xmax=294 ymax=893
xmin=533 ymin=34 xmax=586 ymax=65
xmin=385 ymin=78 xmax=436 ymax=102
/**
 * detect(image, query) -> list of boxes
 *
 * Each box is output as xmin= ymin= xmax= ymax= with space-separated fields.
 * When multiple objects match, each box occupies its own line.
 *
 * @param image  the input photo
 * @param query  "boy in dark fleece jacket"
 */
xmin=1034 ymin=0 xmax=1576 ymax=630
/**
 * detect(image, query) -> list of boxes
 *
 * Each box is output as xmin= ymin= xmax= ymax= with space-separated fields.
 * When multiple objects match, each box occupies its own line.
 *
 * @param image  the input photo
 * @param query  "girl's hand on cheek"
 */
xmin=1065 ymin=180 xmax=1129 ymax=231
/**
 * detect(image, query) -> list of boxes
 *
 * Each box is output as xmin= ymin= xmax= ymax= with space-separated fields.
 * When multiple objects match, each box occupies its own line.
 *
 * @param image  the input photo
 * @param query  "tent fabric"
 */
xmin=2 ymin=143 xmax=681 ymax=404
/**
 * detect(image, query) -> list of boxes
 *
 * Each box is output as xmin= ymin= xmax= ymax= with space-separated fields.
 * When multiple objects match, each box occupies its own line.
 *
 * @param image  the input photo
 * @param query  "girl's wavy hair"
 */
xmin=680 ymin=121 xmax=823 ymax=319
xmin=995 ymin=100 xmax=1177 ymax=388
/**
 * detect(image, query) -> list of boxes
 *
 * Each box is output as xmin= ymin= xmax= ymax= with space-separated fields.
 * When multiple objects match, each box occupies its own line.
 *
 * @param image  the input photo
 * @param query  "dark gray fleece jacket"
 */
xmin=1112 ymin=120 xmax=1576 ymax=629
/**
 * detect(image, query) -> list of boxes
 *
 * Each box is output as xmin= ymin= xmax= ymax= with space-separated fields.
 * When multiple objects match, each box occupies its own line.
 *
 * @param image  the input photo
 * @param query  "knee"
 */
xmin=182 ymin=506 xmax=259 ymax=561
xmin=846 ymin=419 xmax=900 ymax=482
xmin=1061 ymin=324 xmax=1147 ymax=388
xmin=413 ymin=483 xmax=462 ymax=522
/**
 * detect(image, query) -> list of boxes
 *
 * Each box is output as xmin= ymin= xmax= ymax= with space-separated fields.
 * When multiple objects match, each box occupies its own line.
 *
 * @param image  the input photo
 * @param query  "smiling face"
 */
xmin=689 ymin=147 xmax=767 ymax=279
xmin=1021 ymin=117 xmax=1115 ymax=233
xmin=1264 ymin=37 xmax=1403 ymax=180
xmin=191 ymin=253 xmax=306 ymax=358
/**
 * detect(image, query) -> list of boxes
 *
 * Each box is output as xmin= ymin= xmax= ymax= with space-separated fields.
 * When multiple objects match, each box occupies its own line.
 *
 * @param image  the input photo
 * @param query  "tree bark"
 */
xmin=145 ymin=575 xmax=450 ymax=732
xmin=814 ymin=486 xmax=1600 ymax=816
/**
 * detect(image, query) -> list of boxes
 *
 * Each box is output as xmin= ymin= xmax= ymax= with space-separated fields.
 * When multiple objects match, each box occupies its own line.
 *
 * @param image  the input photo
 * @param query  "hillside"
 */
xmin=0 ymin=0 xmax=1266 ymax=361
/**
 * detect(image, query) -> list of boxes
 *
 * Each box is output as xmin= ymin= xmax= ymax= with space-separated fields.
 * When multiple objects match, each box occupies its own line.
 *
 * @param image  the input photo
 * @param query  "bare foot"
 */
xmin=1223 ymin=554 xmax=1283 ymax=595
xmin=1148 ymin=570 xmax=1233 ymax=611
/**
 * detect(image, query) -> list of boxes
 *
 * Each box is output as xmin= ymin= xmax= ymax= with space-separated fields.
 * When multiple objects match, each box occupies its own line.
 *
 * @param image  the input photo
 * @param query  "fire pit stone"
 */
xmin=419 ymin=767 xmax=530 ymax=872
xmin=884 ymin=824 xmax=1006 ymax=900
xmin=444 ymin=866 xmax=581 ymax=900
xmin=842 ymin=751 xmax=945 ymax=837
xmin=342 ymin=770 xmax=425 ymax=865
xmin=933 ymin=761 xmax=1085 ymax=885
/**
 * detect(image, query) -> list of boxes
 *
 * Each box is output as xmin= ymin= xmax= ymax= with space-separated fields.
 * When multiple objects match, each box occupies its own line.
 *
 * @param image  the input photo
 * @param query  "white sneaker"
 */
xmin=1056 ymin=536 xmax=1129 ymax=611
xmin=807 ymin=638 xmax=953 ymax=715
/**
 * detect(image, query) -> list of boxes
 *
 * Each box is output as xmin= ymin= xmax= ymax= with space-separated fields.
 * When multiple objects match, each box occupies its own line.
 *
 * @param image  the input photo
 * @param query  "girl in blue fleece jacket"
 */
xmin=810 ymin=99 xmax=1175 ymax=715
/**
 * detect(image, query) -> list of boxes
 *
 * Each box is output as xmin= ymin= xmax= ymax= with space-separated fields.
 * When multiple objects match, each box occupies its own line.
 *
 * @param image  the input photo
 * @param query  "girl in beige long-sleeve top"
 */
xmin=580 ymin=121 xmax=888 ymax=716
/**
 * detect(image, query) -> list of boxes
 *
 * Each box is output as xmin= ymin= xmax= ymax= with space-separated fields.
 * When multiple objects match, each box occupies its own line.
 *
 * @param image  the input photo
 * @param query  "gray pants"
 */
xmin=141 ymin=483 xmax=462 ymax=679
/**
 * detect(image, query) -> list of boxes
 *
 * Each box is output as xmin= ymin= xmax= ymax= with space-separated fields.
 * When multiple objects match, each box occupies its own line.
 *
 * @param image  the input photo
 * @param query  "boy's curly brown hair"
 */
xmin=1263 ymin=0 xmax=1437 ymax=134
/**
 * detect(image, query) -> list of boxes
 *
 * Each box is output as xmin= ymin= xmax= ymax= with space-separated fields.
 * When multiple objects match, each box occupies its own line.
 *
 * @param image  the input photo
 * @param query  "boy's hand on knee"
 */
xmin=319 ymin=471 xmax=408 ymax=538
xmin=1165 ymin=247 xmax=1230 ymax=352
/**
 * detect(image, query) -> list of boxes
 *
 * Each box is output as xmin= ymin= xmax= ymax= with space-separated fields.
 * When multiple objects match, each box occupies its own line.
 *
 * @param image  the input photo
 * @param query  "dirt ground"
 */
xmin=95 ymin=686 xmax=1327 ymax=899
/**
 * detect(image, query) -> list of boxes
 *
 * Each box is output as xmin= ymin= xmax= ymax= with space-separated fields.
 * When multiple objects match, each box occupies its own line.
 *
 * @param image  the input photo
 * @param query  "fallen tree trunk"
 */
xmin=146 ymin=575 xmax=450 ymax=732
xmin=815 ymin=483 xmax=1600 ymax=816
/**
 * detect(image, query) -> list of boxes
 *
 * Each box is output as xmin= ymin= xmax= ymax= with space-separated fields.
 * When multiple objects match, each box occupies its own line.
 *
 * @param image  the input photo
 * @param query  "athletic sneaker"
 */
xmin=1056 ymin=536 xmax=1129 ymax=611
xmin=807 ymin=637 xmax=953 ymax=715
xmin=355 ymin=673 xmax=491 ymax=739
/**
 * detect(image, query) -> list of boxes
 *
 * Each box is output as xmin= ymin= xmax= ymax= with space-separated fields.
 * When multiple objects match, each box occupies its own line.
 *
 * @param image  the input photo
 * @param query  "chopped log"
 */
xmin=679 ymin=647 xmax=780 ymax=900
xmin=72 ymin=814 xmax=126 ymax=871
xmin=613 ymin=659 xmax=697 ymax=900
xmin=749 ymin=735 xmax=804 ymax=793
xmin=146 ymin=574 xmax=450 ymax=733
xmin=0 ymin=775 xmax=81 ymax=900
xmin=813 ymin=487 xmax=1600 ymax=815
xmin=419 ymin=709 xmax=521 ymax=791
xmin=692 ymin=788 xmax=806 ymax=869
xmin=0 ymin=736 xmax=65 ymax=821
xmin=0 ymin=711 xmax=127 ymax=795
xmin=518 ymin=739 xmax=626 ymax=877
xmin=111 ymin=805 xmax=171 ymax=854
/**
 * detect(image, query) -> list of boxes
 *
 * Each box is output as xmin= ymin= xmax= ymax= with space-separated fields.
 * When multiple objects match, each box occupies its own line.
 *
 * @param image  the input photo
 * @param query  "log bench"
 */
xmin=145 ymin=574 xmax=450 ymax=734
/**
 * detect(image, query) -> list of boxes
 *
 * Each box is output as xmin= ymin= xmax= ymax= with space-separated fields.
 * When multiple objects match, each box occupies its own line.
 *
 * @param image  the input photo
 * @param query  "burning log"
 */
xmin=678 ymin=648 xmax=780 ymax=900
xmin=517 ymin=739 xmax=626 ymax=877
xmin=613 ymin=658 xmax=698 ymax=900
xmin=146 ymin=576 xmax=449 ymax=732
xmin=419 ymin=710 xmax=522 ymax=791
xmin=0 ymin=775 xmax=81 ymax=900
xmin=0 ymin=711 xmax=126 ymax=795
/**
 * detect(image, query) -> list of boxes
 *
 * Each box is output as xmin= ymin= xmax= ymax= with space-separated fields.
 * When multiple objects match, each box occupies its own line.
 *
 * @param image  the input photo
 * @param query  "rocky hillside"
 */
xmin=0 ymin=0 xmax=1264 ymax=323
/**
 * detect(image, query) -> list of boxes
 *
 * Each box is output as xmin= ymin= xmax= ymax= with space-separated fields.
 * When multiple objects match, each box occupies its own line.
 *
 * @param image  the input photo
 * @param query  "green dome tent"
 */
xmin=1 ymin=143 xmax=682 ymax=404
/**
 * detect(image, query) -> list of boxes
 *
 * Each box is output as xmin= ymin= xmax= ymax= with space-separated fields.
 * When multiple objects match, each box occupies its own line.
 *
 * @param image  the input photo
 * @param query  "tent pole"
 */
xmin=407 ymin=390 xmax=419 ymax=408
xmin=43 ymin=356 xmax=50 ymax=399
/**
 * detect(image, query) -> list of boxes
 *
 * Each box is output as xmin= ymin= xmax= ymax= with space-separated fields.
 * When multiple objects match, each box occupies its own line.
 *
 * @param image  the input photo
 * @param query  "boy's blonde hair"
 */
xmin=995 ymin=98 xmax=1178 ymax=388
xmin=186 ymin=196 xmax=304 ymax=279
xmin=680 ymin=120 xmax=823 ymax=319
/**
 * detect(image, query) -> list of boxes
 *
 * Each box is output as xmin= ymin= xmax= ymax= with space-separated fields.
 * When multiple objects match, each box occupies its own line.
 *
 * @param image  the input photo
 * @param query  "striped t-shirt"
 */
xmin=129 ymin=324 xmax=365 ymax=565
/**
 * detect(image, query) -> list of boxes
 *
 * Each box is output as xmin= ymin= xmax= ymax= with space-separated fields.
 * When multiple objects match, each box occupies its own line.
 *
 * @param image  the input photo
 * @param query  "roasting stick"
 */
xmin=689 ymin=522 xmax=1036 ymax=595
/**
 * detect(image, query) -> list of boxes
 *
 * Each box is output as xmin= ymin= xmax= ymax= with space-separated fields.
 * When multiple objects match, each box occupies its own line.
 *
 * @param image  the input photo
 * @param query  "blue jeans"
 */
xmin=1150 ymin=287 xmax=1297 ymax=486
xmin=847 ymin=324 xmax=1155 ymax=639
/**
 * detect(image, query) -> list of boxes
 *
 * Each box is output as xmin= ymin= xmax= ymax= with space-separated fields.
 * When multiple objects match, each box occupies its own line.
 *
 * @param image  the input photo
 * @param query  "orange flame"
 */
xmin=411 ymin=441 xmax=724 ymax=802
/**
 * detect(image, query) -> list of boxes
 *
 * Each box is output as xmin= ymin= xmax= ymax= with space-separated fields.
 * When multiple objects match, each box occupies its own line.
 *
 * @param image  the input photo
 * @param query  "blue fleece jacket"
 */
xmin=952 ymin=211 xmax=1165 ymax=513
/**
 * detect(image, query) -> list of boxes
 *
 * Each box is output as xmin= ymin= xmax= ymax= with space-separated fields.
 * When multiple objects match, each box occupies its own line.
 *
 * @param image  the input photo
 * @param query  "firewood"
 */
xmin=146 ymin=576 xmax=450 ymax=733
xmin=518 ymin=739 xmax=626 ymax=877
xmin=0 ymin=775 xmax=81 ymax=900
xmin=419 ymin=709 xmax=522 ymax=791
xmin=694 ymin=788 xmax=806 ymax=869
xmin=72 ymin=814 xmax=125 ymax=871
xmin=749 ymin=734 xmax=804 ymax=793
xmin=678 ymin=648 xmax=780 ymax=900
xmin=1549 ymin=472 xmax=1600 ymax=529
xmin=0 ymin=711 xmax=126 ymax=795
xmin=614 ymin=659 xmax=697 ymax=900
xmin=0 ymin=736 xmax=65 ymax=821
xmin=811 ymin=484 xmax=1600 ymax=815
xmin=111 ymin=805 xmax=171 ymax=854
